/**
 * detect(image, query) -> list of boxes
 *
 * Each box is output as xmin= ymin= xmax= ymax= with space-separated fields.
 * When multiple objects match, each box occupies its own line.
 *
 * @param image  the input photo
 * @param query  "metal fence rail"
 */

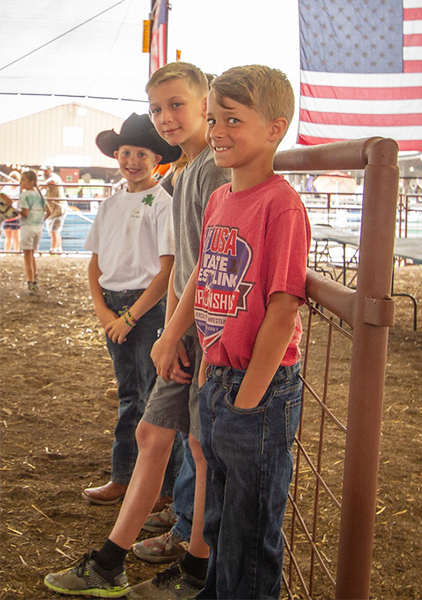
xmin=276 ymin=137 xmax=399 ymax=599
xmin=0 ymin=182 xmax=112 ymax=253
xmin=1 ymin=139 xmax=399 ymax=597
xmin=297 ymin=191 xmax=421 ymax=238
xmin=1 ymin=178 xmax=418 ymax=254
xmin=282 ymin=303 xmax=352 ymax=598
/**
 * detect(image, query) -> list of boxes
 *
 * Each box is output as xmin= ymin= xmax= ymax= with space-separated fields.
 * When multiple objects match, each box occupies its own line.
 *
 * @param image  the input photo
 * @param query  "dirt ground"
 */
xmin=1 ymin=254 xmax=421 ymax=600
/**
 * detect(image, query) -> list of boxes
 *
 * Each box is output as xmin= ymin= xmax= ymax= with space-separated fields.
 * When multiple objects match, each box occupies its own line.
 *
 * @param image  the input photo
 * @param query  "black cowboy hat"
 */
xmin=96 ymin=113 xmax=181 ymax=164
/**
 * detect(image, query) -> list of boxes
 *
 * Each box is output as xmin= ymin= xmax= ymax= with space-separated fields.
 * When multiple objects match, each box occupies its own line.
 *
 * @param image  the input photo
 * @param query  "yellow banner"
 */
xmin=142 ymin=20 xmax=151 ymax=53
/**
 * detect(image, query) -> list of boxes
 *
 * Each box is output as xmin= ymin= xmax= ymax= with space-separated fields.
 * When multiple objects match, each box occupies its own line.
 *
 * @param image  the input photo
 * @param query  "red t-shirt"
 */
xmin=195 ymin=174 xmax=311 ymax=369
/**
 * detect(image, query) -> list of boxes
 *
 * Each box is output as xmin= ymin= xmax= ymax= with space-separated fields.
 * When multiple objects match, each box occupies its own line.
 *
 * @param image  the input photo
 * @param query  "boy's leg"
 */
xmin=44 ymin=420 xmax=176 ymax=597
xmin=4 ymin=229 xmax=12 ymax=252
xmin=83 ymin=293 xmax=164 ymax=504
xmin=50 ymin=229 xmax=58 ymax=250
xmin=158 ymin=431 xmax=184 ymax=507
xmin=51 ymin=217 xmax=64 ymax=251
xmin=171 ymin=435 xmax=195 ymax=539
xmin=129 ymin=337 xmax=209 ymax=599
xmin=186 ymin=433 xmax=208 ymax=558
xmin=132 ymin=434 xmax=195 ymax=564
xmin=194 ymin=379 xmax=221 ymax=600
xmin=12 ymin=228 xmax=20 ymax=252
xmin=23 ymin=249 xmax=34 ymax=282
xmin=110 ymin=301 xmax=163 ymax=482
xmin=46 ymin=218 xmax=54 ymax=251
xmin=198 ymin=365 xmax=302 ymax=600
xmin=44 ymin=345 xmax=200 ymax=597
xmin=109 ymin=420 xmax=177 ymax=548
xmin=31 ymin=253 xmax=37 ymax=280
xmin=128 ymin=442 xmax=208 ymax=600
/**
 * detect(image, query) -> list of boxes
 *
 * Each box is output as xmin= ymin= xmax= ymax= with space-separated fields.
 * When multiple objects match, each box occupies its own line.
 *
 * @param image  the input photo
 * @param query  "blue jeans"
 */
xmin=197 ymin=363 xmax=302 ymax=600
xmin=104 ymin=289 xmax=165 ymax=485
xmin=161 ymin=432 xmax=184 ymax=497
xmin=170 ymin=434 xmax=196 ymax=541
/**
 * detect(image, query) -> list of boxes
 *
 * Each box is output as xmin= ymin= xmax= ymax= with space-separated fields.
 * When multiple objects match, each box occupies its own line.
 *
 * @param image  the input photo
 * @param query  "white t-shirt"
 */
xmin=18 ymin=190 xmax=46 ymax=226
xmin=43 ymin=172 xmax=65 ymax=199
xmin=2 ymin=183 xmax=20 ymax=203
xmin=84 ymin=184 xmax=174 ymax=291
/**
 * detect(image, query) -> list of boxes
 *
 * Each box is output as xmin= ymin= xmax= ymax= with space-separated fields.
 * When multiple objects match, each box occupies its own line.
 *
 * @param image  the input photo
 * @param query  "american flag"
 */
xmin=298 ymin=0 xmax=422 ymax=151
xmin=149 ymin=0 xmax=168 ymax=76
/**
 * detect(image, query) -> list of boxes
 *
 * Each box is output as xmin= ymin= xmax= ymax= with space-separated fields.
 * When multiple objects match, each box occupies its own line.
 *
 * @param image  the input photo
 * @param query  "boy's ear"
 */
xmin=155 ymin=153 xmax=163 ymax=165
xmin=269 ymin=117 xmax=288 ymax=142
xmin=201 ymin=96 xmax=208 ymax=118
xmin=113 ymin=150 xmax=119 ymax=160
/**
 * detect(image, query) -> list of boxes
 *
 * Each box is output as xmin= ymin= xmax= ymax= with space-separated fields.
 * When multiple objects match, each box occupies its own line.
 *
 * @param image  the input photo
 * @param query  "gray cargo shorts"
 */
xmin=142 ymin=334 xmax=202 ymax=440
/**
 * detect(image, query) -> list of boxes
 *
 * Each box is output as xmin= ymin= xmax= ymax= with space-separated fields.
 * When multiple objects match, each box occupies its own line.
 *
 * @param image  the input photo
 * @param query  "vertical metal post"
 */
xmin=335 ymin=138 xmax=399 ymax=599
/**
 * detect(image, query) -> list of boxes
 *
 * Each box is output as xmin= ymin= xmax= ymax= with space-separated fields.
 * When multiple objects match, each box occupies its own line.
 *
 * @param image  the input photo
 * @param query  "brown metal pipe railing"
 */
xmin=335 ymin=139 xmax=398 ymax=599
xmin=274 ymin=137 xmax=387 ymax=173
xmin=275 ymin=137 xmax=399 ymax=599
xmin=305 ymin=269 xmax=355 ymax=328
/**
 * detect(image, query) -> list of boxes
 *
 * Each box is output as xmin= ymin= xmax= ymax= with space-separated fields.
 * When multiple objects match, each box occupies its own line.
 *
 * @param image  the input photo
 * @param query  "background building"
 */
xmin=0 ymin=102 xmax=127 ymax=181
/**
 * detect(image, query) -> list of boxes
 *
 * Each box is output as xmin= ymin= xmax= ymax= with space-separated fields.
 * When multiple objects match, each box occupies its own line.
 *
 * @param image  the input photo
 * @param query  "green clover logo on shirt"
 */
xmin=142 ymin=194 xmax=154 ymax=207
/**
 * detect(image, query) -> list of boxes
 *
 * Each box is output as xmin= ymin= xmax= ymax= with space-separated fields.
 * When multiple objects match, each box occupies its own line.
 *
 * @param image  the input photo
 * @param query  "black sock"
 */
xmin=181 ymin=551 xmax=208 ymax=581
xmin=95 ymin=538 xmax=128 ymax=571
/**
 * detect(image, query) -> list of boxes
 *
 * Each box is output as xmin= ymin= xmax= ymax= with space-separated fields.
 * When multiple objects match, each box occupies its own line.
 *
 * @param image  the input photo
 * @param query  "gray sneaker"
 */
xmin=27 ymin=281 xmax=38 ymax=294
xmin=132 ymin=531 xmax=188 ymax=564
xmin=43 ymin=550 xmax=130 ymax=598
xmin=127 ymin=560 xmax=204 ymax=599
xmin=142 ymin=506 xmax=177 ymax=534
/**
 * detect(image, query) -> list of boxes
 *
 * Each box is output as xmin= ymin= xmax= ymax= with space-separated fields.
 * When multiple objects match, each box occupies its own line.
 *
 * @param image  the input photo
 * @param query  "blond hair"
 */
xmin=210 ymin=65 xmax=295 ymax=126
xmin=8 ymin=170 xmax=21 ymax=182
xmin=146 ymin=62 xmax=209 ymax=98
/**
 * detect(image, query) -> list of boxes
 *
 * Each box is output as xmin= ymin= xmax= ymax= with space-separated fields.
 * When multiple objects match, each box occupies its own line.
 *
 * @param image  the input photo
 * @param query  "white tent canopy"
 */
xmin=0 ymin=0 xmax=151 ymax=122
xmin=0 ymin=0 xmax=305 ymax=149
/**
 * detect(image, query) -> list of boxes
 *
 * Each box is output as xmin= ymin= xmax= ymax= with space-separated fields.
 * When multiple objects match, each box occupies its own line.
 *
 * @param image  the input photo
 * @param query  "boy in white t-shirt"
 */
xmin=82 ymin=113 xmax=181 ymax=506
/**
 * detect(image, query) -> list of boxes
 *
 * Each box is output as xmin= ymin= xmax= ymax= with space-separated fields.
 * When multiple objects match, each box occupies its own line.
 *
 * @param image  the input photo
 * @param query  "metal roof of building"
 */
xmin=0 ymin=102 xmax=128 ymax=168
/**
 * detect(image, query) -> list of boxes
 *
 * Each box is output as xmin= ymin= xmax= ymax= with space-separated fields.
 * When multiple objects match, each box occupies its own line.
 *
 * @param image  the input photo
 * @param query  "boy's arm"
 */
xmin=164 ymin=266 xmax=179 ymax=325
xmin=88 ymin=253 xmax=119 ymax=329
xmin=162 ymin=266 xmax=191 ymax=375
xmin=150 ymin=263 xmax=198 ymax=381
xmin=105 ymin=254 xmax=174 ymax=345
xmin=234 ymin=291 xmax=299 ymax=409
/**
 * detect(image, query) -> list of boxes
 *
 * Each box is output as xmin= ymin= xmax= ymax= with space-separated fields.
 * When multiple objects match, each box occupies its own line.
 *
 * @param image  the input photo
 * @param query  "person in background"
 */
xmin=40 ymin=165 xmax=68 ymax=253
xmin=18 ymin=170 xmax=50 ymax=292
xmin=159 ymin=151 xmax=189 ymax=197
xmin=2 ymin=170 xmax=21 ymax=251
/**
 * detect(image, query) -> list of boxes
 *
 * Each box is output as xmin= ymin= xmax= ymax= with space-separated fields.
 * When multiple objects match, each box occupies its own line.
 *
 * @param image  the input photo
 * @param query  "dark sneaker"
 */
xmin=43 ymin=550 xmax=130 ymax=597
xmin=127 ymin=560 xmax=204 ymax=599
xmin=132 ymin=531 xmax=188 ymax=564
xmin=27 ymin=281 xmax=38 ymax=293
xmin=142 ymin=506 xmax=177 ymax=534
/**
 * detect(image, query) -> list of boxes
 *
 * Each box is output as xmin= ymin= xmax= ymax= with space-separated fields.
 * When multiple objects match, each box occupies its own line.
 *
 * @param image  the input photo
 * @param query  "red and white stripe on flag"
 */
xmin=298 ymin=0 xmax=422 ymax=151
xmin=150 ymin=0 xmax=167 ymax=76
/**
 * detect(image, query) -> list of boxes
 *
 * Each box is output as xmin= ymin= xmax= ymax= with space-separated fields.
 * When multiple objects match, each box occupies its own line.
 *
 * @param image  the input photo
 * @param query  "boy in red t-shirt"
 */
xmin=152 ymin=64 xmax=311 ymax=599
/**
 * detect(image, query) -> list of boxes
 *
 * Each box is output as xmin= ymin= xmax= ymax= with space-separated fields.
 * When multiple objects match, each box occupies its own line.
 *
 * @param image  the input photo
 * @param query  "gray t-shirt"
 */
xmin=173 ymin=146 xmax=230 ymax=299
